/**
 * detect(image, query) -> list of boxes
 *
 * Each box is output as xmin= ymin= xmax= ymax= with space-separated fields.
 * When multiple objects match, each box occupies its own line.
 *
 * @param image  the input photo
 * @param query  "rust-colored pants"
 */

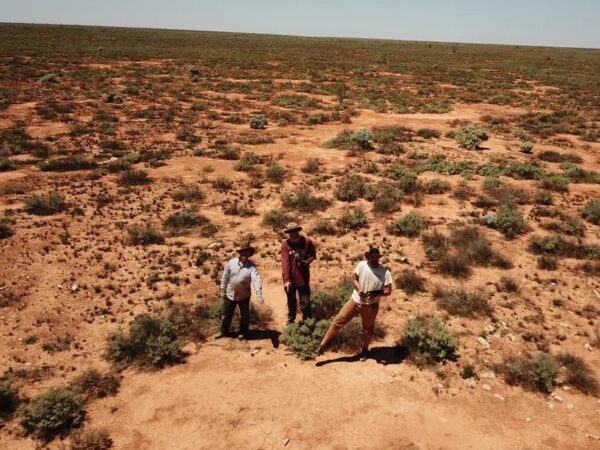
xmin=321 ymin=298 xmax=380 ymax=350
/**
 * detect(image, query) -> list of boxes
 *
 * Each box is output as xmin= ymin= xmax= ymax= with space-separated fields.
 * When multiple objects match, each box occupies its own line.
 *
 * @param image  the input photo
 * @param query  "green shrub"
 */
xmin=0 ymin=218 xmax=13 ymax=239
xmin=311 ymin=219 xmax=337 ymax=236
xmin=118 ymin=170 xmax=150 ymax=186
xmin=335 ymin=175 xmax=366 ymax=201
xmin=484 ymin=203 xmax=527 ymax=237
xmin=301 ymin=158 xmax=321 ymax=174
xmin=423 ymin=179 xmax=451 ymax=194
xmin=262 ymin=209 xmax=293 ymax=230
xmin=461 ymin=365 xmax=476 ymax=379
xmin=103 ymin=92 xmax=123 ymax=104
xmin=581 ymin=130 xmax=600 ymax=142
xmin=400 ymin=316 xmax=458 ymax=366
xmin=396 ymin=269 xmax=426 ymax=295
xmin=581 ymin=200 xmax=600 ymax=225
xmin=40 ymin=72 xmax=59 ymax=83
xmin=455 ymin=125 xmax=489 ymax=150
xmin=520 ymin=141 xmax=534 ymax=154
xmin=372 ymin=184 xmax=403 ymax=213
xmin=438 ymin=253 xmax=472 ymax=278
xmin=212 ymin=176 xmax=233 ymax=191
xmin=70 ymin=427 xmax=112 ymax=450
xmin=266 ymin=161 xmax=285 ymax=183
xmin=0 ymin=158 xmax=17 ymax=171
xmin=385 ymin=163 xmax=418 ymax=192
xmin=39 ymin=157 xmax=97 ymax=172
xmin=535 ymin=190 xmax=553 ymax=205
xmin=324 ymin=129 xmax=373 ymax=151
xmin=538 ymin=150 xmax=582 ymax=163
xmin=128 ymin=225 xmax=165 ymax=245
xmin=19 ymin=388 xmax=84 ymax=440
xmin=556 ymin=353 xmax=598 ymax=395
xmin=0 ymin=382 xmax=17 ymax=415
xmin=539 ymin=174 xmax=569 ymax=192
xmin=311 ymin=278 xmax=354 ymax=320
xmin=216 ymin=145 xmax=241 ymax=160
xmin=416 ymin=128 xmax=441 ymax=139
xmin=164 ymin=209 xmax=209 ymax=230
xmin=389 ymin=211 xmax=423 ymax=237
xmin=233 ymin=152 xmax=263 ymax=171
xmin=338 ymin=206 xmax=368 ymax=230
xmin=281 ymin=318 xmax=330 ymax=360
xmin=107 ymin=315 xmax=185 ymax=368
xmin=500 ymin=353 xmax=557 ymax=393
xmin=422 ymin=231 xmax=448 ymax=261
xmin=249 ymin=115 xmax=268 ymax=129
xmin=172 ymin=185 xmax=205 ymax=202
xmin=282 ymin=189 xmax=330 ymax=212
xmin=433 ymin=286 xmax=491 ymax=317
xmin=26 ymin=192 xmax=65 ymax=215
xmin=167 ymin=302 xmax=218 ymax=342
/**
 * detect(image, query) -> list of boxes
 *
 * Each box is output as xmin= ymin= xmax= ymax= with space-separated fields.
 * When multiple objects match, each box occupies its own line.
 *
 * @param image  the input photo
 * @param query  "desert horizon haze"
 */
xmin=0 ymin=12 xmax=599 ymax=450
xmin=1 ymin=0 xmax=600 ymax=48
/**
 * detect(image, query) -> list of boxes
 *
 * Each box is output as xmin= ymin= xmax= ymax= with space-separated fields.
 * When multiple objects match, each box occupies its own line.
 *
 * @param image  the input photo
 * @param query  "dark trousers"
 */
xmin=220 ymin=297 xmax=250 ymax=334
xmin=286 ymin=285 xmax=312 ymax=323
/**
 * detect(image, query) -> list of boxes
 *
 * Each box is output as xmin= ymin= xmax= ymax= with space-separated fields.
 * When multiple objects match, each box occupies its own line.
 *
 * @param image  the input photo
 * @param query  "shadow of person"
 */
xmin=315 ymin=345 xmax=408 ymax=367
xmin=245 ymin=329 xmax=281 ymax=348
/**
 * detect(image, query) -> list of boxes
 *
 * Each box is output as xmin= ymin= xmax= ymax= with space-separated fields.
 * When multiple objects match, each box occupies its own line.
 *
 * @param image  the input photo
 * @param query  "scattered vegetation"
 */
xmin=499 ymin=353 xmax=558 ymax=393
xmin=455 ymin=125 xmax=489 ymax=150
xmin=25 ymin=192 xmax=65 ymax=215
xmin=433 ymin=286 xmax=492 ymax=317
xmin=400 ymin=316 xmax=458 ymax=367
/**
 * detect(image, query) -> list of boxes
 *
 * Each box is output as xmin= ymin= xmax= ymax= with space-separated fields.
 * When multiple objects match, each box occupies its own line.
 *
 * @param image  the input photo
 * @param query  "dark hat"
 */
xmin=234 ymin=239 xmax=255 ymax=255
xmin=365 ymin=247 xmax=382 ymax=258
xmin=284 ymin=222 xmax=302 ymax=233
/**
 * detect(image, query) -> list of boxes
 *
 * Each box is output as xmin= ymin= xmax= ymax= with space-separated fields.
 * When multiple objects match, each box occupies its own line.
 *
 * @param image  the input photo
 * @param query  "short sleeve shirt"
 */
xmin=351 ymin=261 xmax=392 ymax=305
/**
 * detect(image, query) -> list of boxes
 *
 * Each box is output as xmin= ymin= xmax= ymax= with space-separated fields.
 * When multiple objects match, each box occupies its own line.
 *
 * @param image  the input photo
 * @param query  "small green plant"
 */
xmin=416 ymin=128 xmax=441 ymax=139
xmin=539 ymin=174 xmax=569 ymax=192
xmin=70 ymin=370 xmax=120 ymax=401
xmin=534 ymin=190 xmax=553 ymax=205
xmin=107 ymin=315 xmax=185 ymax=368
xmin=249 ymin=115 xmax=268 ymax=129
xmin=262 ymin=209 xmax=293 ymax=230
xmin=25 ymin=192 xmax=65 ymax=215
xmin=455 ymin=125 xmax=489 ymax=150
xmin=461 ymin=364 xmax=476 ymax=379
xmin=422 ymin=231 xmax=449 ymax=261
xmin=484 ymin=203 xmax=527 ymax=237
xmin=311 ymin=219 xmax=337 ymax=236
xmin=499 ymin=352 xmax=558 ymax=393
xmin=164 ymin=209 xmax=209 ymax=230
xmin=0 ymin=382 xmax=18 ymax=415
xmin=19 ymin=388 xmax=85 ymax=441
xmin=389 ymin=211 xmax=423 ymax=237
xmin=281 ymin=318 xmax=330 ymax=360
xmin=335 ymin=175 xmax=366 ymax=201
xmin=40 ymin=72 xmax=59 ymax=83
xmin=581 ymin=200 xmax=600 ymax=225
xmin=119 ymin=170 xmax=150 ymax=186
xmin=311 ymin=278 xmax=354 ymax=321
xmin=400 ymin=316 xmax=458 ymax=367
xmin=212 ymin=176 xmax=233 ymax=191
xmin=338 ymin=206 xmax=368 ymax=230
xmin=172 ymin=185 xmax=205 ymax=202
xmin=233 ymin=152 xmax=263 ymax=171
xmin=556 ymin=353 xmax=598 ymax=395
xmin=301 ymin=157 xmax=321 ymax=174
xmin=266 ymin=161 xmax=285 ymax=183
xmin=282 ymin=189 xmax=330 ymax=212
xmin=520 ymin=141 xmax=534 ymax=154
xmin=128 ymin=225 xmax=165 ymax=245
xmin=39 ymin=157 xmax=97 ymax=172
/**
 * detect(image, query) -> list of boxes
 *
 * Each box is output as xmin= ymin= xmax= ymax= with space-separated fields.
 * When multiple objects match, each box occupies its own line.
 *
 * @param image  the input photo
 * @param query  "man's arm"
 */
xmin=250 ymin=265 xmax=264 ymax=304
xmin=220 ymin=261 xmax=231 ymax=298
xmin=280 ymin=242 xmax=292 ymax=289
xmin=304 ymin=239 xmax=316 ymax=266
xmin=352 ymin=272 xmax=361 ymax=292
xmin=382 ymin=270 xmax=393 ymax=296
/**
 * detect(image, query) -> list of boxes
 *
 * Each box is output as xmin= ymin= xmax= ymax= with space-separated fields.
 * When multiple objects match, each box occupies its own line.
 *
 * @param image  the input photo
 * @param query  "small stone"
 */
xmin=507 ymin=334 xmax=516 ymax=342
xmin=481 ymin=371 xmax=496 ymax=379
xmin=477 ymin=337 xmax=490 ymax=349
xmin=399 ymin=256 xmax=409 ymax=264
xmin=526 ymin=417 xmax=532 ymax=423
xmin=567 ymin=403 xmax=574 ymax=410
xmin=464 ymin=378 xmax=476 ymax=388
xmin=562 ymin=386 xmax=572 ymax=391
xmin=584 ymin=343 xmax=594 ymax=352
xmin=251 ymin=349 xmax=260 ymax=356
xmin=283 ymin=438 xmax=290 ymax=446
xmin=546 ymin=402 xmax=555 ymax=410
xmin=550 ymin=392 xmax=564 ymax=402
xmin=71 ymin=283 xmax=78 ymax=292
xmin=494 ymin=393 xmax=505 ymax=401
xmin=482 ymin=384 xmax=491 ymax=391
xmin=207 ymin=241 xmax=223 ymax=250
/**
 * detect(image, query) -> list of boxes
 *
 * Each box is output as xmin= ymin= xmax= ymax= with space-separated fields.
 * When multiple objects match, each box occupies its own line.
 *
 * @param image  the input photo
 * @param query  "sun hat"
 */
xmin=284 ymin=222 xmax=302 ymax=233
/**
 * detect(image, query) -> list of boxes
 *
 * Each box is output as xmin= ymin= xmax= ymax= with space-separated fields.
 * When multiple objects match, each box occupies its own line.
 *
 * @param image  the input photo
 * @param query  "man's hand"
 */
xmin=257 ymin=297 xmax=265 ymax=305
xmin=284 ymin=282 xmax=291 ymax=292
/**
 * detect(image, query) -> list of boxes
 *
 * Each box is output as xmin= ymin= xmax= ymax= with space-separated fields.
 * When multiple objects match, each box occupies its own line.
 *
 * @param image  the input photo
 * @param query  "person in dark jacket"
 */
xmin=280 ymin=222 xmax=316 ymax=324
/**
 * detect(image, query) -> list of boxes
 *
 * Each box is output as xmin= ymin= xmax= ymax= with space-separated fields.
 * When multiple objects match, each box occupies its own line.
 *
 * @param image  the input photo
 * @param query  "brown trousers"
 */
xmin=321 ymin=298 xmax=380 ymax=350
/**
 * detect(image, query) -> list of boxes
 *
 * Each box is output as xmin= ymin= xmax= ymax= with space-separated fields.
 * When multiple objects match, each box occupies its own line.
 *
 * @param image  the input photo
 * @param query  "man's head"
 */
xmin=284 ymin=222 xmax=303 ymax=241
xmin=237 ymin=247 xmax=254 ymax=263
xmin=365 ymin=247 xmax=382 ymax=265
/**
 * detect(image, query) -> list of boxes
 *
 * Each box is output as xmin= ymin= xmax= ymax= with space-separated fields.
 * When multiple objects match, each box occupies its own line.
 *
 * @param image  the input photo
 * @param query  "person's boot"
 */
xmin=315 ymin=343 xmax=325 ymax=356
xmin=358 ymin=347 xmax=370 ymax=362
xmin=213 ymin=331 xmax=226 ymax=340
xmin=237 ymin=332 xmax=247 ymax=340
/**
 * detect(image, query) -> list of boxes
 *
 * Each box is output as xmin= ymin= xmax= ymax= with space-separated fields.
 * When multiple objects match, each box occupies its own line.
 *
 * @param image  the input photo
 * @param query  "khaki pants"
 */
xmin=321 ymin=298 xmax=380 ymax=350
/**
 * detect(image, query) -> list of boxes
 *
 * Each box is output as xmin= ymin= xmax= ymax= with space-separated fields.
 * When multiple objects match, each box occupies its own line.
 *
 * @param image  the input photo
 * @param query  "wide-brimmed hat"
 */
xmin=284 ymin=222 xmax=302 ymax=233
xmin=364 ymin=247 xmax=382 ymax=258
xmin=234 ymin=239 xmax=255 ymax=255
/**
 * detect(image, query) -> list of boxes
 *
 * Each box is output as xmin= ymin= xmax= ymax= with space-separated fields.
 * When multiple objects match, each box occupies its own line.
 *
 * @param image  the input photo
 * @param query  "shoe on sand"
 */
xmin=213 ymin=331 xmax=226 ymax=340
xmin=359 ymin=349 xmax=370 ymax=362
xmin=237 ymin=333 xmax=247 ymax=340
xmin=315 ymin=345 xmax=324 ymax=356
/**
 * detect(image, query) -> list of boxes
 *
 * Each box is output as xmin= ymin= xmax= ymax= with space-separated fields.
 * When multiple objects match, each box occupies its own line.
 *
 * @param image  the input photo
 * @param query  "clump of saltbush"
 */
xmin=389 ymin=211 xmax=424 ymax=237
xmin=433 ymin=285 xmax=492 ymax=317
xmin=25 ymin=192 xmax=65 ymax=215
xmin=395 ymin=269 xmax=426 ymax=295
xmin=581 ymin=200 xmax=600 ymax=225
xmin=400 ymin=316 xmax=458 ymax=367
xmin=249 ymin=115 xmax=268 ymax=129
xmin=0 ymin=218 xmax=14 ymax=239
xmin=106 ymin=315 xmax=185 ymax=369
xmin=128 ymin=225 xmax=165 ymax=245
xmin=484 ymin=203 xmax=527 ymax=237
xmin=281 ymin=318 xmax=329 ymax=360
xmin=19 ymin=388 xmax=85 ymax=441
xmin=337 ymin=206 xmax=368 ymax=230
xmin=455 ymin=125 xmax=489 ymax=150
xmin=262 ymin=209 xmax=294 ymax=231
xmin=498 ymin=352 xmax=558 ymax=393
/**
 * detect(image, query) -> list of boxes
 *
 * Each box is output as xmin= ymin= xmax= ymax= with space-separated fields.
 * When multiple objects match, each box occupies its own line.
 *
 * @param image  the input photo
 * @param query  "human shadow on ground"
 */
xmin=315 ymin=345 xmax=408 ymax=367
xmin=245 ymin=329 xmax=281 ymax=348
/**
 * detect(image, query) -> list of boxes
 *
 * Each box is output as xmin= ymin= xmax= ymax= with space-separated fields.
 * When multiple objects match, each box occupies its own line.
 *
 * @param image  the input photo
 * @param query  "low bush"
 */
xmin=389 ymin=212 xmax=424 ymax=237
xmin=438 ymin=253 xmax=472 ymax=278
xmin=106 ymin=315 xmax=185 ymax=369
xmin=249 ymin=115 xmax=268 ymax=129
xmin=311 ymin=219 xmax=337 ymax=236
xmin=0 ymin=218 xmax=13 ymax=239
xmin=39 ymin=157 xmax=97 ymax=172
xmin=422 ymin=179 xmax=451 ymax=194
xmin=433 ymin=286 xmax=491 ymax=317
xmin=118 ymin=170 xmax=150 ymax=186
xmin=262 ymin=209 xmax=293 ymax=230
xmin=416 ymin=128 xmax=441 ymax=139
xmin=538 ymin=150 xmax=582 ymax=164
xmin=539 ymin=174 xmax=569 ymax=192
xmin=212 ymin=176 xmax=233 ymax=191
xmin=0 ymin=382 xmax=17 ymax=415
xmin=301 ymin=158 xmax=321 ymax=174
xmin=535 ymin=190 xmax=553 ymax=205
xmin=385 ymin=163 xmax=418 ymax=192
xmin=128 ymin=225 xmax=165 ymax=245
xmin=19 ymin=388 xmax=85 ymax=441
xmin=556 ymin=353 xmax=599 ymax=395
xmin=164 ymin=209 xmax=209 ymax=231
xmin=323 ymin=129 xmax=373 ymax=151
xmin=581 ymin=200 xmax=600 ymax=225
xmin=520 ymin=141 xmax=534 ymax=154
xmin=266 ymin=161 xmax=285 ymax=183
xmin=282 ymin=189 xmax=330 ymax=212
xmin=400 ymin=316 xmax=458 ymax=367
xmin=338 ymin=207 xmax=368 ymax=230
xmin=25 ymin=192 xmax=65 ymax=215
xmin=70 ymin=370 xmax=120 ymax=402
xmin=312 ymin=278 xmax=354 ymax=321
xmin=484 ymin=203 xmax=527 ymax=237
xmin=281 ymin=318 xmax=330 ymax=360
xmin=335 ymin=175 xmax=367 ymax=201
xmin=168 ymin=302 xmax=218 ymax=342
xmin=455 ymin=125 xmax=489 ymax=150
xmin=396 ymin=269 xmax=426 ymax=295
xmin=529 ymin=234 xmax=600 ymax=260
xmin=233 ymin=152 xmax=263 ymax=171
xmin=372 ymin=184 xmax=403 ymax=214
xmin=499 ymin=352 xmax=558 ymax=393
xmin=0 ymin=158 xmax=18 ymax=171
xmin=71 ymin=428 xmax=112 ymax=450
xmin=422 ymin=231 xmax=448 ymax=261
xmin=172 ymin=185 xmax=205 ymax=202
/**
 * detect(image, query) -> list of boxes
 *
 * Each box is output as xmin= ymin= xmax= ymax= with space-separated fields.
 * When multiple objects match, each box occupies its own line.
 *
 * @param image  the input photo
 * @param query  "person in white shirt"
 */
xmin=214 ymin=242 xmax=265 ymax=340
xmin=316 ymin=247 xmax=392 ymax=359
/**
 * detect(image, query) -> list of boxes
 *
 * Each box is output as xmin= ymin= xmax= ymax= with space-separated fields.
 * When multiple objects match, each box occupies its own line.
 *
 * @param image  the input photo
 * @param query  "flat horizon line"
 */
xmin=1 ymin=21 xmax=599 ymax=52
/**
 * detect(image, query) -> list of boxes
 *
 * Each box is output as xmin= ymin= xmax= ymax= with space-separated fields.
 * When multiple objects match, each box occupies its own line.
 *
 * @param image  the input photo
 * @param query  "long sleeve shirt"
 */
xmin=220 ymin=258 xmax=264 ymax=302
xmin=280 ymin=237 xmax=316 ymax=287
